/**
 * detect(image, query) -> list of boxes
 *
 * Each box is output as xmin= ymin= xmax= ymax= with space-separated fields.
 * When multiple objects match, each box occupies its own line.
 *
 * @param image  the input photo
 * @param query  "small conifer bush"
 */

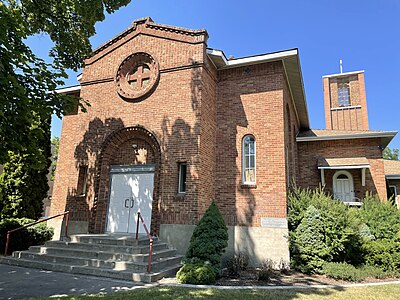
xmin=177 ymin=201 xmax=228 ymax=284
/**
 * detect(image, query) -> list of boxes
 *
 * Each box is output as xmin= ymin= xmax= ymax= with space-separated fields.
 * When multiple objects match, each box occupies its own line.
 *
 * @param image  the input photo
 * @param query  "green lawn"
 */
xmin=41 ymin=284 xmax=400 ymax=300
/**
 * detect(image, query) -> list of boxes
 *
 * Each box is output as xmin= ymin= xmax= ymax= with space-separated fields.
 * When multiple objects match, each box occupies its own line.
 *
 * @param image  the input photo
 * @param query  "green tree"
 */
xmin=0 ymin=0 xmax=130 ymax=164
xmin=383 ymin=147 xmax=399 ymax=160
xmin=0 ymin=115 xmax=51 ymax=219
xmin=50 ymin=137 xmax=60 ymax=181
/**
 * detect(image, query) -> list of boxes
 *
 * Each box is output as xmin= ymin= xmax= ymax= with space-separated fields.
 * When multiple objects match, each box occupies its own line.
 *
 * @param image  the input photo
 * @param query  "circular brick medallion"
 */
xmin=116 ymin=52 xmax=160 ymax=101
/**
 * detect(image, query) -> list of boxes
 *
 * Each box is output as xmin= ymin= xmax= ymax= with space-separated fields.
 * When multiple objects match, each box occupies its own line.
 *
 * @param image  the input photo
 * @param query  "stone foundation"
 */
xmin=160 ymin=223 xmax=290 ymax=267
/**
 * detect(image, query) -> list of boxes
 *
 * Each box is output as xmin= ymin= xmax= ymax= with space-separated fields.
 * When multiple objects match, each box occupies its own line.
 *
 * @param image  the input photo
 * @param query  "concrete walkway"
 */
xmin=0 ymin=265 xmax=148 ymax=299
xmin=1 ymin=264 xmax=400 ymax=299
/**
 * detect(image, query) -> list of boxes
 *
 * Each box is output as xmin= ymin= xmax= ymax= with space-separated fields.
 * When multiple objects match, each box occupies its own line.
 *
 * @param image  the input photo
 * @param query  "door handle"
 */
xmin=124 ymin=198 xmax=129 ymax=208
xmin=130 ymin=197 xmax=134 ymax=208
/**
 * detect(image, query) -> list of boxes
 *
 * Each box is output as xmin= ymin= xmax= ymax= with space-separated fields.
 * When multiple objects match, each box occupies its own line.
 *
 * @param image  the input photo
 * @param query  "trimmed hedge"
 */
xmin=0 ymin=218 xmax=54 ymax=254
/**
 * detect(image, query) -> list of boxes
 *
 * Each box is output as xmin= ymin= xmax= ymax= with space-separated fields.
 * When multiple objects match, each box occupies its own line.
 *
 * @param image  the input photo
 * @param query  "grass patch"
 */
xmin=36 ymin=285 xmax=400 ymax=300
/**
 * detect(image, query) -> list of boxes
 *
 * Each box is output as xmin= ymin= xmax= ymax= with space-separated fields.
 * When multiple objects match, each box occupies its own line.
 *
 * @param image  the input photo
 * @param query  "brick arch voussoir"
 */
xmin=91 ymin=125 xmax=162 ymax=234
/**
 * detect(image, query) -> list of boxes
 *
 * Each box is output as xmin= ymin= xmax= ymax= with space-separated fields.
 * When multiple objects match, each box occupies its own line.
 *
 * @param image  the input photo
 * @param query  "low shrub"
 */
xmin=356 ymin=194 xmax=400 ymax=240
xmin=363 ymin=239 xmax=400 ymax=272
xmin=322 ymin=262 xmax=363 ymax=282
xmin=0 ymin=218 xmax=54 ymax=254
xmin=176 ymin=261 xmax=216 ymax=285
xmin=225 ymin=252 xmax=249 ymax=277
xmin=257 ymin=259 xmax=275 ymax=281
xmin=322 ymin=262 xmax=400 ymax=282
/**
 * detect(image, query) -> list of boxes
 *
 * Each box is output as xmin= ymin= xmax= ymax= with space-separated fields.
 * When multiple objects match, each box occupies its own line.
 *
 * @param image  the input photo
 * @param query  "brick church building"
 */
xmin=51 ymin=17 xmax=398 ymax=265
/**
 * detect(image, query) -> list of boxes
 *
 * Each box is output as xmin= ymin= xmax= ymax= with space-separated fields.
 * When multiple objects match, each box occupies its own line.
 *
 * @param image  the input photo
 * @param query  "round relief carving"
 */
xmin=115 ymin=52 xmax=160 ymax=101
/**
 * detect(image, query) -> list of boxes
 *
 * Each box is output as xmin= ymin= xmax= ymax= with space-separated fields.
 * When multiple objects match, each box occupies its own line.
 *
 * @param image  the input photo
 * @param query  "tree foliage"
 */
xmin=0 ymin=0 xmax=130 ymax=164
xmin=383 ymin=147 xmax=399 ymax=160
xmin=0 ymin=115 xmax=51 ymax=219
xmin=50 ymin=136 xmax=60 ymax=181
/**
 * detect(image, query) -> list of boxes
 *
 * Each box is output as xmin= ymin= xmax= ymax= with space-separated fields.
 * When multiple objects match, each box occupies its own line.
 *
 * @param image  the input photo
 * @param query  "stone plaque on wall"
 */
xmin=261 ymin=217 xmax=288 ymax=229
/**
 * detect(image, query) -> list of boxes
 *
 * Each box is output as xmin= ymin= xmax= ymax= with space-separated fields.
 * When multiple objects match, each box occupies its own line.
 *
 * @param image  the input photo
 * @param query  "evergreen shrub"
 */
xmin=288 ymin=188 xmax=363 ymax=273
xmin=288 ymin=187 xmax=400 ymax=277
xmin=185 ymin=201 xmax=228 ymax=274
xmin=322 ymin=262 xmax=363 ymax=282
xmin=0 ymin=218 xmax=53 ymax=254
xmin=176 ymin=261 xmax=216 ymax=285
xmin=363 ymin=239 xmax=400 ymax=272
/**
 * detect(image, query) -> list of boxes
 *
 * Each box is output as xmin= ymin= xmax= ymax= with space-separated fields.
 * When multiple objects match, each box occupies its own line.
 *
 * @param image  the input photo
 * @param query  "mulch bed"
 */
xmin=160 ymin=269 xmax=400 ymax=287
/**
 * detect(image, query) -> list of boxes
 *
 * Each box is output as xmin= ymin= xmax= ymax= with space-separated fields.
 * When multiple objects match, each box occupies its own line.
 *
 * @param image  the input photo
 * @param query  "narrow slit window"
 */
xmin=242 ymin=135 xmax=256 ymax=184
xmin=178 ymin=163 xmax=187 ymax=193
xmin=77 ymin=165 xmax=88 ymax=196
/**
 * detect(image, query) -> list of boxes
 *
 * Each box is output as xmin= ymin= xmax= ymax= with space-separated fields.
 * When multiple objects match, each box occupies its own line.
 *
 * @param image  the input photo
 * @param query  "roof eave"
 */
xmin=206 ymin=48 xmax=310 ymax=129
xmin=55 ymin=85 xmax=81 ymax=94
xmin=297 ymin=131 xmax=398 ymax=148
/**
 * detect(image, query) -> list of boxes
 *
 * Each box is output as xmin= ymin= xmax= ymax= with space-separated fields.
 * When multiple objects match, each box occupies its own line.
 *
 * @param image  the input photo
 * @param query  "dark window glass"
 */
xmin=178 ymin=163 xmax=187 ymax=193
xmin=77 ymin=166 xmax=88 ymax=196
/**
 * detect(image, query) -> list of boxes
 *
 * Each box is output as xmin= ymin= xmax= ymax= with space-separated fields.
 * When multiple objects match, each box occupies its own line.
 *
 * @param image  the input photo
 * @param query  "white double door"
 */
xmin=334 ymin=178 xmax=354 ymax=202
xmin=106 ymin=166 xmax=154 ymax=234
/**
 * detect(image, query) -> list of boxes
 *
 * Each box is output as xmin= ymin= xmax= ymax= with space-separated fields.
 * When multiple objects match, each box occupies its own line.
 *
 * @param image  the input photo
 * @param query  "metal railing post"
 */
xmin=148 ymin=238 xmax=153 ymax=273
xmin=135 ymin=212 xmax=140 ymax=240
xmin=4 ymin=232 xmax=10 ymax=257
xmin=65 ymin=213 xmax=69 ymax=238
xmin=135 ymin=211 xmax=153 ymax=273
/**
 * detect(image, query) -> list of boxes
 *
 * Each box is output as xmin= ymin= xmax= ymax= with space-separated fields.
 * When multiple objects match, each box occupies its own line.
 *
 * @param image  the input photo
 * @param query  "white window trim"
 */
xmin=178 ymin=163 xmax=187 ymax=194
xmin=242 ymin=135 xmax=256 ymax=185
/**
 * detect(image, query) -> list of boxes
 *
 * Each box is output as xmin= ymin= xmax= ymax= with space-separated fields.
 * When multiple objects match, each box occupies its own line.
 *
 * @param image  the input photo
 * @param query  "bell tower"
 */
xmin=323 ymin=69 xmax=369 ymax=130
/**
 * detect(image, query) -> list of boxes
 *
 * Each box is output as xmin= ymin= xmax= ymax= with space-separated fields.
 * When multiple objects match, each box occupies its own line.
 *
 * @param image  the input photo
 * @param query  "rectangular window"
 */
xmin=389 ymin=185 xmax=397 ymax=204
xmin=178 ymin=163 xmax=187 ymax=194
xmin=77 ymin=165 xmax=88 ymax=196
xmin=338 ymin=79 xmax=351 ymax=107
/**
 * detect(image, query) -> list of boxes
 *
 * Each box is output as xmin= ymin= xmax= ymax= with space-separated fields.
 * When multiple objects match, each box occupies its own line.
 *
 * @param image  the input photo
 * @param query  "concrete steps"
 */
xmin=0 ymin=234 xmax=183 ymax=282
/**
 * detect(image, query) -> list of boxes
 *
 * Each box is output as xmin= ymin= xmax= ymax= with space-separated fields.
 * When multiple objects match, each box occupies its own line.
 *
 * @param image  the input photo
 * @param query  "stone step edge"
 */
xmin=0 ymin=257 xmax=181 ymax=283
xmin=29 ymin=245 xmax=174 ymax=259
xmin=70 ymin=235 xmax=159 ymax=244
xmin=14 ymin=251 xmax=183 ymax=267
xmin=46 ymin=240 xmax=168 ymax=252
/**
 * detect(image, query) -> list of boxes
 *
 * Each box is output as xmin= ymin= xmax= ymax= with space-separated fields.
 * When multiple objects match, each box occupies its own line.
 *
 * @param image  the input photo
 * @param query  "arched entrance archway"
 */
xmin=91 ymin=126 xmax=161 ymax=235
xmin=333 ymin=170 xmax=354 ymax=203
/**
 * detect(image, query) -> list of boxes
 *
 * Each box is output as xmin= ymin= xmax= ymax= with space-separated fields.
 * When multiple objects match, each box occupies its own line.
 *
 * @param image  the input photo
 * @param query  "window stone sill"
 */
xmin=241 ymin=184 xmax=257 ymax=189
xmin=175 ymin=193 xmax=186 ymax=200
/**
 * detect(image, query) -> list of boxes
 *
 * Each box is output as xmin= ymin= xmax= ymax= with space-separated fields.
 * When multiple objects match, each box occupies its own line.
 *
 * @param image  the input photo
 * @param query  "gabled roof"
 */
xmin=207 ymin=48 xmax=310 ymax=130
xmin=86 ymin=17 xmax=208 ymax=65
xmin=384 ymin=159 xmax=400 ymax=178
xmin=297 ymin=129 xmax=397 ymax=148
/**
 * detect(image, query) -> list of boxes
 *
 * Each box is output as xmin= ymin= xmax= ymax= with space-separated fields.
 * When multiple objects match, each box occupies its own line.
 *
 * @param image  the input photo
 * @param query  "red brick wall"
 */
xmin=323 ymin=73 xmax=369 ymax=130
xmin=215 ymin=61 xmax=288 ymax=226
xmin=297 ymin=138 xmax=387 ymax=200
xmin=283 ymin=76 xmax=300 ymax=187
xmin=51 ymin=22 xmax=211 ymax=233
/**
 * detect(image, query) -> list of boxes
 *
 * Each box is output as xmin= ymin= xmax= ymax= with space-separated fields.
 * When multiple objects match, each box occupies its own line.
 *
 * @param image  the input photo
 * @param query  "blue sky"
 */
xmin=27 ymin=0 xmax=400 ymax=149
